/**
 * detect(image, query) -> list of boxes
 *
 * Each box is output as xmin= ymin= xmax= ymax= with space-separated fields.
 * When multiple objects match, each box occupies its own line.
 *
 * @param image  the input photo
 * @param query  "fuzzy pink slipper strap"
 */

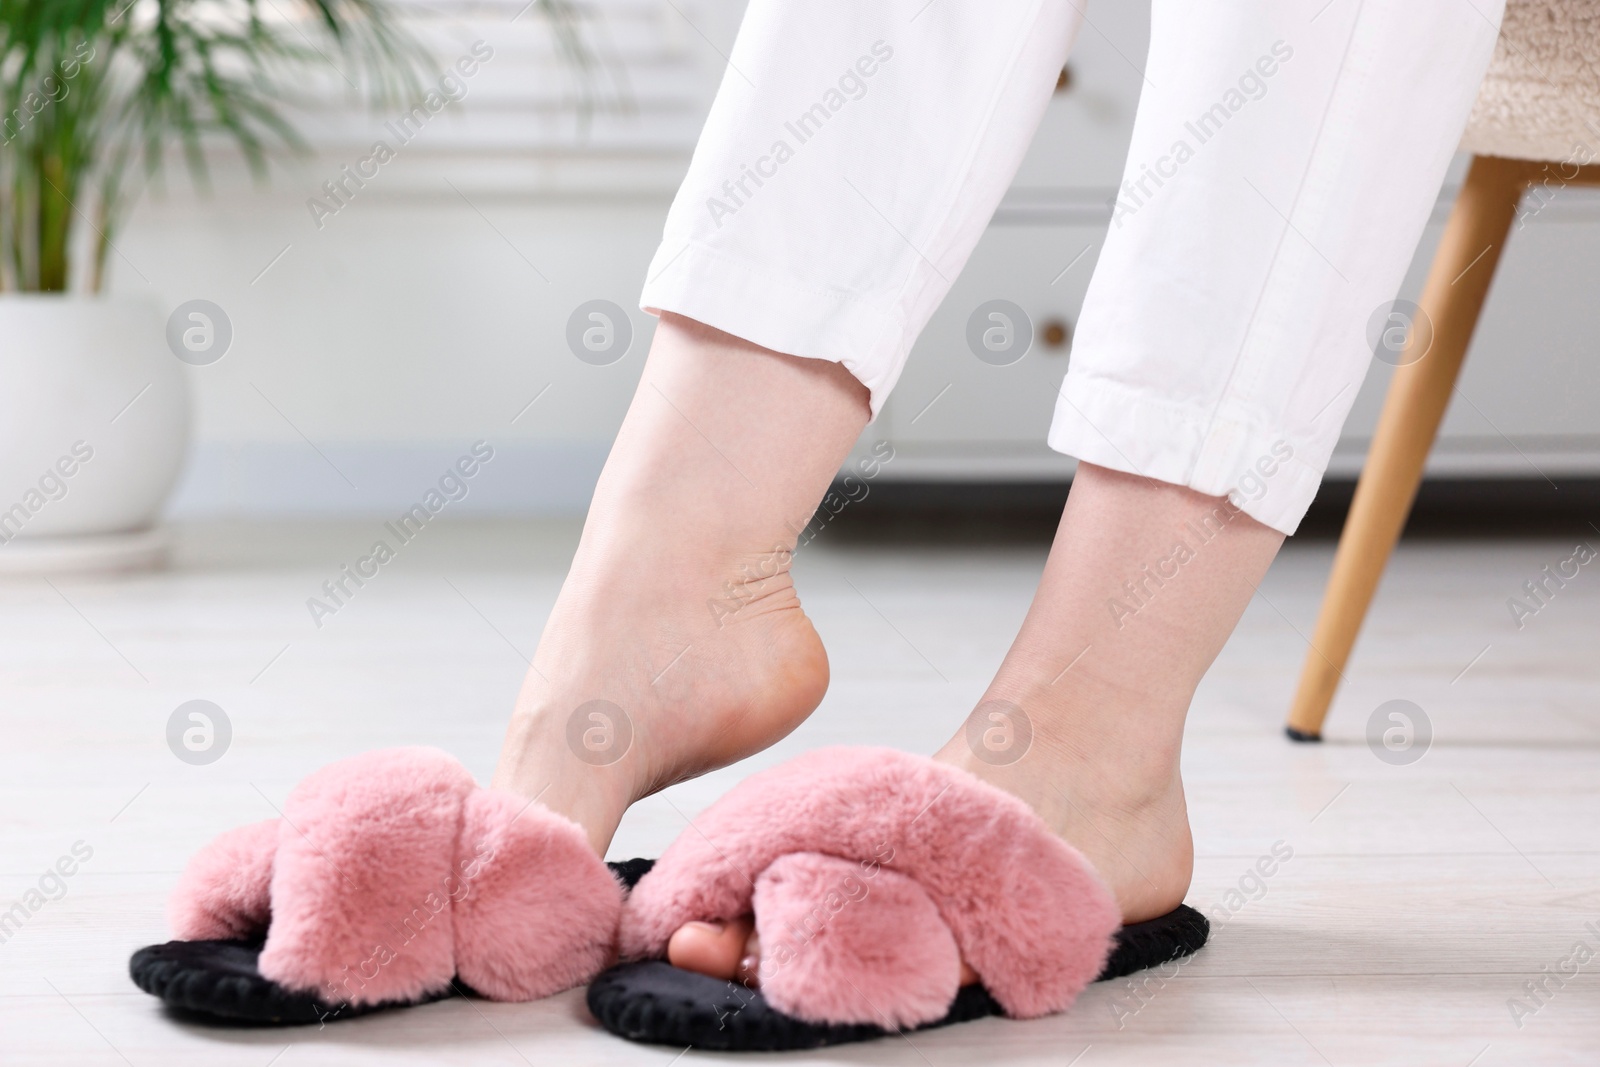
xmin=257 ymin=748 xmax=476 ymax=1006
xmin=451 ymin=789 xmax=625 ymax=1000
xmin=168 ymin=818 xmax=278 ymax=941
xmin=621 ymin=747 xmax=1120 ymax=1023
xmin=753 ymin=851 xmax=960 ymax=1028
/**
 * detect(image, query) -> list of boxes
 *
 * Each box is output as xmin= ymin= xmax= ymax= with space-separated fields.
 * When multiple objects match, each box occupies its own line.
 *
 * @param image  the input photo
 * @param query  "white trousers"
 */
xmin=640 ymin=0 xmax=1505 ymax=533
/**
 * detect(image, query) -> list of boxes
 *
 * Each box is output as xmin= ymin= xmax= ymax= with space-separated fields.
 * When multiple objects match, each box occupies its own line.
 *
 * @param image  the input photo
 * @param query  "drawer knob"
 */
xmin=1041 ymin=318 xmax=1072 ymax=351
xmin=1055 ymin=65 xmax=1074 ymax=93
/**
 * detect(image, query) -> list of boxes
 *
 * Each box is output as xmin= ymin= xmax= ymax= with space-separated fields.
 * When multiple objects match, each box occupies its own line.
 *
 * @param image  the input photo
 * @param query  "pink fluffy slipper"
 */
xmin=130 ymin=747 xmax=646 ymax=1024
xmin=587 ymin=747 xmax=1210 ymax=1051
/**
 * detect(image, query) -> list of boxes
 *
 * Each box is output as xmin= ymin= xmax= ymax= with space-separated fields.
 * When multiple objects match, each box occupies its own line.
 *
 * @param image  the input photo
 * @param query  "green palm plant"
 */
xmin=0 ymin=0 xmax=432 ymax=293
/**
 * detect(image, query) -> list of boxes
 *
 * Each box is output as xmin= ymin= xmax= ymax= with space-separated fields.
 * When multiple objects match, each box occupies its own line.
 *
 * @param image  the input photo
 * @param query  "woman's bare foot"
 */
xmin=492 ymin=313 xmax=869 ymax=853
xmin=668 ymin=464 xmax=1284 ymax=987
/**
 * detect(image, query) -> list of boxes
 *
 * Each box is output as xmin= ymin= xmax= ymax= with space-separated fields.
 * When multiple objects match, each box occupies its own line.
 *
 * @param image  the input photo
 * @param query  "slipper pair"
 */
xmin=132 ymin=746 xmax=1208 ymax=1048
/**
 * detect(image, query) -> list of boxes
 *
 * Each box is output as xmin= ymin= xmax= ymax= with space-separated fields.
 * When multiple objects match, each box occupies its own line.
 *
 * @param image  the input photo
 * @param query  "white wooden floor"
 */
xmin=3 ymin=518 xmax=1598 ymax=1066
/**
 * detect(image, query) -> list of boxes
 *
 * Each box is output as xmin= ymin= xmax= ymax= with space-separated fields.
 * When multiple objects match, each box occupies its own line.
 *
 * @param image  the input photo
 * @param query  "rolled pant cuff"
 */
xmin=1047 ymin=373 xmax=1325 ymax=536
xmin=640 ymin=240 xmax=905 ymax=417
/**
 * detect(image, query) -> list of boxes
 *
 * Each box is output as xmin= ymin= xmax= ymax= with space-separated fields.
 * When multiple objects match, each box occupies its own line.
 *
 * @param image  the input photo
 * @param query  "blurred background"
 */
xmin=5 ymin=3 xmax=1600 ymax=1063
xmin=7 ymin=0 xmax=1598 ymax=535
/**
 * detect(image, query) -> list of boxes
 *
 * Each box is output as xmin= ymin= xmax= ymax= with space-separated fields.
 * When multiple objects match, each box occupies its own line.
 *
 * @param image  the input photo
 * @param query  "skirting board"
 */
xmin=846 ymin=437 xmax=1600 ymax=484
xmin=167 ymin=436 xmax=1600 ymax=518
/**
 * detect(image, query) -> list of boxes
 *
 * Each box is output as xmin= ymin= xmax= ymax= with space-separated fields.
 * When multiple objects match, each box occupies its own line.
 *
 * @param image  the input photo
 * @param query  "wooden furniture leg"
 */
xmin=1285 ymin=155 xmax=1538 ymax=741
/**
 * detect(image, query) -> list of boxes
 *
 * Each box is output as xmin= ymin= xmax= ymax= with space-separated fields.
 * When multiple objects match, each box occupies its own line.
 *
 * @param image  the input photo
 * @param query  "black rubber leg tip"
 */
xmin=1284 ymin=726 xmax=1322 ymax=743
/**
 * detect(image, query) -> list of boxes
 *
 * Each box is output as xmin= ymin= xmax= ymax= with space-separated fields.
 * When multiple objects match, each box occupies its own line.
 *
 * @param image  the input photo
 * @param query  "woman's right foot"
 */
xmin=491 ymin=313 xmax=871 ymax=856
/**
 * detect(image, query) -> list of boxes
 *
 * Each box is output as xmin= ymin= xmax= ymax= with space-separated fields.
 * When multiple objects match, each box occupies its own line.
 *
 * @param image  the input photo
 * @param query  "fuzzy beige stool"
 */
xmin=1286 ymin=0 xmax=1600 ymax=741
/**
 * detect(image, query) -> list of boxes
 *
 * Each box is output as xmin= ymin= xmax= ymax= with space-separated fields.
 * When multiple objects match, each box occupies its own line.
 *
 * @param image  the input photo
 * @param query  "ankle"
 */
xmin=943 ymin=662 xmax=1188 ymax=787
xmin=493 ymin=709 xmax=636 ymax=853
xmin=935 ymin=730 xmax=1182 ymax=833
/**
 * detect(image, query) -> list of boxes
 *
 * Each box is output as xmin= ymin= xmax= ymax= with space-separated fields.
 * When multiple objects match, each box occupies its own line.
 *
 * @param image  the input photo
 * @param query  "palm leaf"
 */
xmin=0 ymin=0 xmax=474 ymax=291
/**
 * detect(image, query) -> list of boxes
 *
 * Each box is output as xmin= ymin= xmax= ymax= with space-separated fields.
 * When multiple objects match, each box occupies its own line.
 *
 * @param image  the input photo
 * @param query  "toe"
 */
xmin=666 ymin=917 xmax=755 ymax=980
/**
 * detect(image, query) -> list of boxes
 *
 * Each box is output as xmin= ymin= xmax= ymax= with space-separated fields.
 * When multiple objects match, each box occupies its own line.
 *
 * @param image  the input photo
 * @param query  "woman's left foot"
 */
xmin=666 ymin=464 xmax=1280 ymax=988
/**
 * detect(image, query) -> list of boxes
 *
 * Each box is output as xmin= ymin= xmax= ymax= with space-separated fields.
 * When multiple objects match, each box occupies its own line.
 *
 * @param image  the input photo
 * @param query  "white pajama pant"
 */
xmin=639 ymin=0 xmax=1506 ymax=533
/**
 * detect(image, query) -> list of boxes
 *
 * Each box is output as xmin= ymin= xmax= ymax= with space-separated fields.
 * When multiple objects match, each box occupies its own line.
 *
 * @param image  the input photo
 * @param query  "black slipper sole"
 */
xmin=587 ymin=903 xmax=1210 ymax=1051
xmin=130 ymin=858 xmax=658 ymax=1026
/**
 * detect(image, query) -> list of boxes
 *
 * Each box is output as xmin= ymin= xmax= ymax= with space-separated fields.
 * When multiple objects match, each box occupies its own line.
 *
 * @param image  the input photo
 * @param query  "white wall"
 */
xmin=126 ymin=190 xmax=670 ymax=516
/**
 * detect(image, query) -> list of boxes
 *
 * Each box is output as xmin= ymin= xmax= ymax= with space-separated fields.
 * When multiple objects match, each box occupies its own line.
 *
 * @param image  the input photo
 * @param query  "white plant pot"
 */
xmin=0 ymin=294 xmax=191 ymax=573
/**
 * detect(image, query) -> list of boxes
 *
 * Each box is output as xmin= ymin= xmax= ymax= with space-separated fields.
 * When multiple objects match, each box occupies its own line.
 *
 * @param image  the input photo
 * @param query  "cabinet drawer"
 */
xmin=1013 ymin=1 xmax=1150 ymax=191
xmin=873 ymin=222 xmax=1098 ymax=474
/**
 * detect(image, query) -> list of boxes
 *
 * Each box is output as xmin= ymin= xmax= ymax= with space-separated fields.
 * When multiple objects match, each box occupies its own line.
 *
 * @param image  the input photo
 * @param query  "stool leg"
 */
xmin=1284 ymin=155 xmax=1535 ymax=741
